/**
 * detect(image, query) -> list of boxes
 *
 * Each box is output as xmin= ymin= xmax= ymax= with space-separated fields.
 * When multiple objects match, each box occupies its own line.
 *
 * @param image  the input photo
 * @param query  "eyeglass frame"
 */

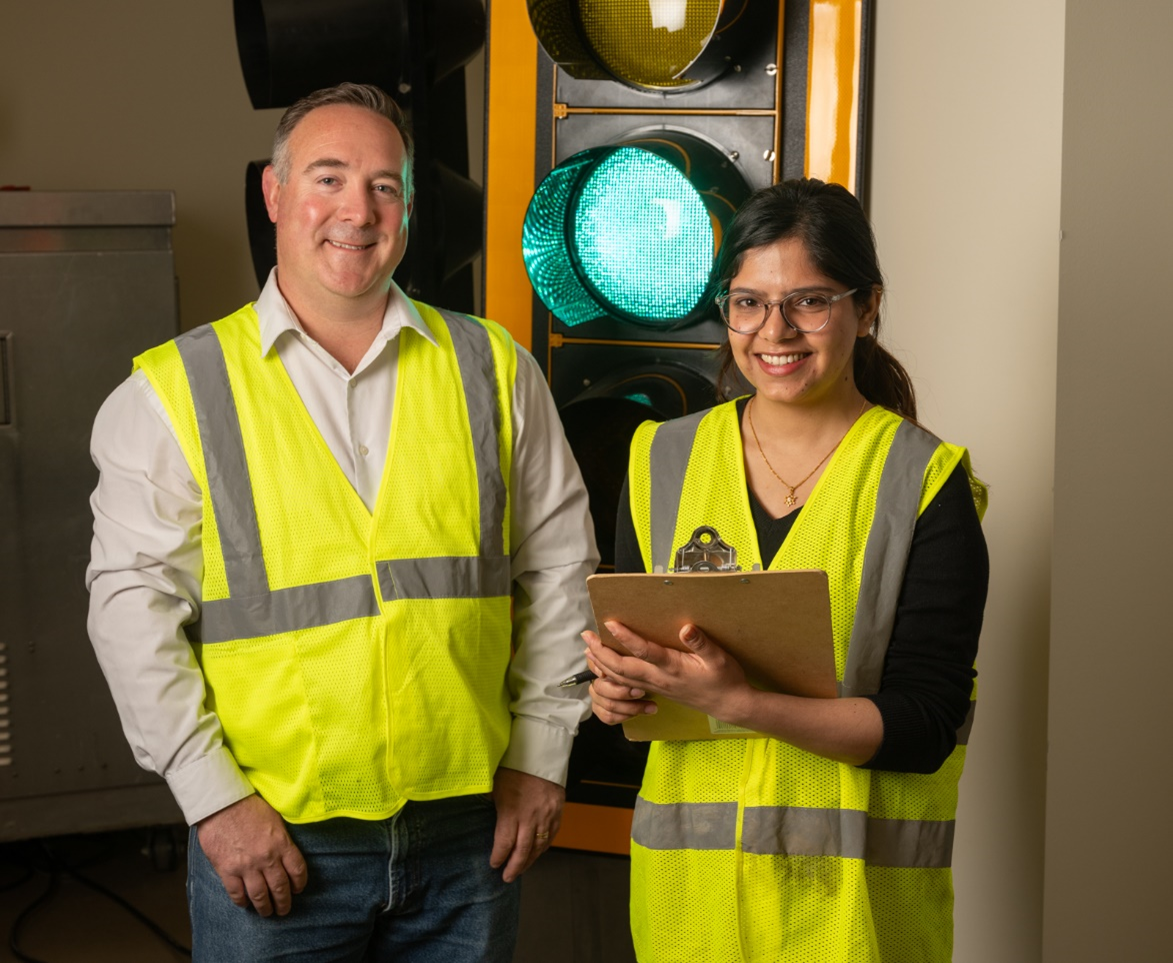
xmin=714 ymin=287 xmax=860 ymax=335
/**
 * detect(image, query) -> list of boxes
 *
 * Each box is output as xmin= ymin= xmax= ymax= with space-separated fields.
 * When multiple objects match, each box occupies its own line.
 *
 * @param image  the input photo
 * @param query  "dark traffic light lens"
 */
xmin=527 ymin=0 xmax=733 ymax=91
xmin=578 ymin=0 xmax=722 ymax=89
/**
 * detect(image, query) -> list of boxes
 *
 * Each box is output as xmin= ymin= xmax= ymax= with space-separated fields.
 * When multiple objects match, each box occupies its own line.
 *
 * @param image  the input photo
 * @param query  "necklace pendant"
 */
xmin=784 ymin=492 xmax=797 ymax=507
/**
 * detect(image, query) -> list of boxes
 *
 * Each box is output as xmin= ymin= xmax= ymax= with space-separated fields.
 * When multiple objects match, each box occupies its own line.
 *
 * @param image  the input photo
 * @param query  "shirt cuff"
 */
xmin=499 ymin=715 xmax=576 ymax=787
xmin=164 ymin=745 xmax=256 ymax=825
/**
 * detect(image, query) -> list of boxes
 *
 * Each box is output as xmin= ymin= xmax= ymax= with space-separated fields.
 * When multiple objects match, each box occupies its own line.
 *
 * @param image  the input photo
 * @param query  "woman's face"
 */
xmin=726 ymin=236 xmax=877 ymax=410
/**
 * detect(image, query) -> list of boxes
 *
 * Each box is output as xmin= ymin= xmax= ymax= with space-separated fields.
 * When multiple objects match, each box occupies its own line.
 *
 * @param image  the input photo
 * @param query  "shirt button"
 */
xmin=358 ymin=445 xmax=369 ymax=457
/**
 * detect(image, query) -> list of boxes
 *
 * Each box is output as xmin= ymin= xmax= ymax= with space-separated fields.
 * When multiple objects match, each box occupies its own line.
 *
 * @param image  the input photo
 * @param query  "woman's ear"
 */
xmin=856 ymin=285 xmax=882 ymax=337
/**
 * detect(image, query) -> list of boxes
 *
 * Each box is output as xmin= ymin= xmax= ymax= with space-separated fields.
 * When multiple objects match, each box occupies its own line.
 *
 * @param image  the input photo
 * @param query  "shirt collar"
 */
xmin=253 ymin=269 xmax=438 ymax=358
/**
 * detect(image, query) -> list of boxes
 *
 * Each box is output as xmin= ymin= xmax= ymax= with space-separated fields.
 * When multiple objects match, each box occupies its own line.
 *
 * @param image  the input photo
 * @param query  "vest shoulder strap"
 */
xmin=646 ymin=407 xmax=711 ymax=572
xmin=841 ymin=418 xmax=943 ymax=696
xmin=430 ymin=307 xmax=513 ymax=558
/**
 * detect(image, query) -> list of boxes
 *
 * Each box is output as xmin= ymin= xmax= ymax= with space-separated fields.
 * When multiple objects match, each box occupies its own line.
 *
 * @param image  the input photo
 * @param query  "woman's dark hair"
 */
xmin=712 ymin=178 xmax=916 ymax=421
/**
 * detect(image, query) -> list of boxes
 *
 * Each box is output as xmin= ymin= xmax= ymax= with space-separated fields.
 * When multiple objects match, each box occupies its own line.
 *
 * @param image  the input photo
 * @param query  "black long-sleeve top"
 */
xmin=613 ymin=416 xmax=989 ymax=774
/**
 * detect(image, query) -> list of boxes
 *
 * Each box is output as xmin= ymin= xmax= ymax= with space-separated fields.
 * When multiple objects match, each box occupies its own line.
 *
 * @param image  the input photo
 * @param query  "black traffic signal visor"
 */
xmin=235 ymin=0 xmax=485 ymax=109
xmin=526 ymin=0 xmax=752 ymax=92
xmin=522 ymin=129 xmax=750 ymax=329
xmin=560 ymin=361 xmax=718 ymax=567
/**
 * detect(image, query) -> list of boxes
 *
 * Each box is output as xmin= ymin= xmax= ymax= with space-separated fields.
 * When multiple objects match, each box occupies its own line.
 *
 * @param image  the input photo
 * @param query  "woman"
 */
xmin=585 ymin=179 xmax=988 ymax=963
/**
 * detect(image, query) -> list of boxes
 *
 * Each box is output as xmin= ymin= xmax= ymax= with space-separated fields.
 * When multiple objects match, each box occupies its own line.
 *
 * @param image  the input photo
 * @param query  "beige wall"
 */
xmin=873 ymin=3 xmax=1173 ymax=960
xmin=869 ymin=2 xmax=1065 ymax=959
xmin=1 ymin=1 xmax=281 ymax=330
xmin=1044 ymin=3 xmax=1173 ymax=961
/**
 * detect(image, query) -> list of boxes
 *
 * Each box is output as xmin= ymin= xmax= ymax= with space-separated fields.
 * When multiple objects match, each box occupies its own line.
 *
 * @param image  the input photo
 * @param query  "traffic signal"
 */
xmin=525 ymin=0 xmax=809 ymax=569
xmin=484 ymin=0 xmax=873 ymax=850
xmin=233 ymin=0 xmax=486 ymax=311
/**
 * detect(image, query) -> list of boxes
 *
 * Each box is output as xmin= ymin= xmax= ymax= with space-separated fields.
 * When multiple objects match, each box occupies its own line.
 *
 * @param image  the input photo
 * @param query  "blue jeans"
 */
xmin=188 ymin=794 xmax=520 ymax=963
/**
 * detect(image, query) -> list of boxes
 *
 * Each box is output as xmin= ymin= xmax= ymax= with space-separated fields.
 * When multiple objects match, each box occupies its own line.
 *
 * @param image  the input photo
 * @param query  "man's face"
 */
xmin=262 ymin=104 xmax=413 ymax=316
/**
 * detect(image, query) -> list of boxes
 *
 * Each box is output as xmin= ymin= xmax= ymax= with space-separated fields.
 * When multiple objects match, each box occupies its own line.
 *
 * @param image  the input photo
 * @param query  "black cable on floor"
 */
xmin=8 ymin=868 xmax=58 ymax=963
xmin=64 ymin=864 xmax=191 ymax=958
xmin=2 ymin=833 xmax=192 ymax=962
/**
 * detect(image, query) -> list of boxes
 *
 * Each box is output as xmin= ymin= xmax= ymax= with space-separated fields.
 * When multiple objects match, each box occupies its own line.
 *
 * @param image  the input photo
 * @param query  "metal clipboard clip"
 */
xmin=670 ymin=525 xmax=741 ymax=573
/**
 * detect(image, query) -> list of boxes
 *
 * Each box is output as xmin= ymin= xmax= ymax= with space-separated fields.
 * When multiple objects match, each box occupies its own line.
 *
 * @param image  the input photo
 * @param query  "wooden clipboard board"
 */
xmin=587 ymin=569 xmax=837 ymax=741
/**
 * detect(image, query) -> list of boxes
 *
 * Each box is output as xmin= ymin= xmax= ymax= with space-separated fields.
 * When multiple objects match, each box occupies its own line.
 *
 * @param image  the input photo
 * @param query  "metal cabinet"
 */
xmin=0 ymin=191 xmax=183 ymax=838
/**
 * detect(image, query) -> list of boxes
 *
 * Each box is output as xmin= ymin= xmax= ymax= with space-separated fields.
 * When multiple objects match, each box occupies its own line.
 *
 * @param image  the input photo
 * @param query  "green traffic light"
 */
xmin=576 ymin=150 xmax=713 ymax=322
xmin=523 ymin=145 xmax=715 ymax=328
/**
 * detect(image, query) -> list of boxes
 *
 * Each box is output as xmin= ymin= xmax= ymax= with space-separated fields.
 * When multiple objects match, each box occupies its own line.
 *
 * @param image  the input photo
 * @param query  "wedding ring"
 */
xmin=535 ymin=831 xmax=550 ymax=839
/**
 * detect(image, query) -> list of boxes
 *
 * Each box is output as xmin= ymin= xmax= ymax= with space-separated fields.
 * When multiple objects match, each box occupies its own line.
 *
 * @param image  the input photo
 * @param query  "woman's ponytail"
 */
xmin=853 ymin=334 xmax=917 ymax=422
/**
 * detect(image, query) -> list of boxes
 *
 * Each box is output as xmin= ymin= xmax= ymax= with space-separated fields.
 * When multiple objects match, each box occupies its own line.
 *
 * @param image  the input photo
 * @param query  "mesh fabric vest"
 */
xmin=627 ymin=401 xmax=986 ymax=963
xmin=134 ymin=301 xmax=517 ymax=823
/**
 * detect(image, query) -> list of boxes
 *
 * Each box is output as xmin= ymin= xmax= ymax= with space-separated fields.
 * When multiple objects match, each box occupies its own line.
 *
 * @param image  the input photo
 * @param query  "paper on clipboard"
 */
xmin=586 ymin=569 xmax=837 ymax=742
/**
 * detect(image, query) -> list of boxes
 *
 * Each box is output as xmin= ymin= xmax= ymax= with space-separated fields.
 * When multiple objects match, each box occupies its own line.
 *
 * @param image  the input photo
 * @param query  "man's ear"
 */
xmin=261 ymin=165 xmax=281 ymax=224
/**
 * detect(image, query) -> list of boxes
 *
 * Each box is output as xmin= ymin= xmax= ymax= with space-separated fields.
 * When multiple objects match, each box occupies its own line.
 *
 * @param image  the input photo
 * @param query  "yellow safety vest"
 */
xmin=134 ymin=301 xmax=518 ymax=823
xmin=627 ymin=402 xmax=986 ymax=963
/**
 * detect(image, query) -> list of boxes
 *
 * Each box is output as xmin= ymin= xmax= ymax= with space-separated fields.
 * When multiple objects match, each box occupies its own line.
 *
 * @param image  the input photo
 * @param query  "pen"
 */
xmin=557 ymin=670 xmax=597 ymax=688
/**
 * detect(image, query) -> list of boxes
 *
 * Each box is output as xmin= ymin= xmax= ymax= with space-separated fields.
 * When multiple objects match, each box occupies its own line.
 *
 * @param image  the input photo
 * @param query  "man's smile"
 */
xmin=325 ymin=239 xmax=376 ymax=251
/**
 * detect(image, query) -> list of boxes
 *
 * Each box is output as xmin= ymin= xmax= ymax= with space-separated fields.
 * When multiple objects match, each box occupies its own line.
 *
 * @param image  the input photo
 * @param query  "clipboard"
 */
xmin=586 ymin=569 xmax=837 ymax=742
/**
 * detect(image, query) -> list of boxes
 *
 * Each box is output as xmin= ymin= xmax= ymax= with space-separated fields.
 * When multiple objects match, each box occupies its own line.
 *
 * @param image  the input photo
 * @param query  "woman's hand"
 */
xmin=586 ymin=621 xmax=885 ymax=764
xmin=583 ymin=630 xmax=657 ymax=725
xmin=584 ymin=620 xmax=752 ymax=723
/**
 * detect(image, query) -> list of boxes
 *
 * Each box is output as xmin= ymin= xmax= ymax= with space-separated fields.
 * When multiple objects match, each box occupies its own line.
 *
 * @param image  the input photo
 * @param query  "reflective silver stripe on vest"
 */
xmin=839 ymin=420 xmax=942 ymax=697
xmin=175 ymin=325 xmax=269 ymax=598
xmin=741 ymin=803 xmax=868 ymax=859
xmin=648 ymin=411 xmax=706 ymax=570
xmin=631 ymin=800 xmax=739 ymax=851
xmin=177 ymin=313 xmax=510 ymax=643
xmin=632 ymin=798 xmax=954 ymax=869
xmin=190 ymin=574 xmax=381 ymax=644
xmin=438 ymin=309 xmax=507 ymax=558
xmin=377 ymin=555 xmax=510 ymax=601
xmin=862 ymin=815 xmax=955 ymax=869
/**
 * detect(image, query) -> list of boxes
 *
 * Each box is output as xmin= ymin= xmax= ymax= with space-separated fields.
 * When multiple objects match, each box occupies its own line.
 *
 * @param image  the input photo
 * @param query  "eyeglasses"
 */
xmin=715 ymin=288 xmax=859 ymax=335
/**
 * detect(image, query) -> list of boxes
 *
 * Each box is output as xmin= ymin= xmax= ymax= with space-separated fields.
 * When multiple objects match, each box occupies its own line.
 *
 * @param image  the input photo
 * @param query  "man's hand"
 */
xmin=488 ymin=767 xmax=565 ymax=884
xmin=196 ymin=794 xmax=308 ymax=917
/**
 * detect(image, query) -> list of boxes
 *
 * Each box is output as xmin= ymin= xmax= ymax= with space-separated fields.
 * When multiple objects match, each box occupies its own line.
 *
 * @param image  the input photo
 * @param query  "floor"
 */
xmin=0 ymin=828 xmax=191 ymax=962
xmin=0 ymin=829 xmax=635 ymax=963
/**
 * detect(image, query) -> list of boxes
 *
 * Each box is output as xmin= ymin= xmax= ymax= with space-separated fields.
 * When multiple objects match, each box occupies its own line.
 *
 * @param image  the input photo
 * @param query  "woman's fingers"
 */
xmin=583 ymin=630 xmax=645 ymax=686
xmin=589 ymin=678 xmax=657 ymax=724
xmin=591 ymin=674 xmax=645 ymax=701
xmin=604 ymin=620 xmax=663 ymax=663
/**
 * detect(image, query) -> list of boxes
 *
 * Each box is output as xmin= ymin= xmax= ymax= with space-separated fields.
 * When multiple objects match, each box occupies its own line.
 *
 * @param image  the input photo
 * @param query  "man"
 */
xmin=86 ymin=82 xmax=598 ymax=962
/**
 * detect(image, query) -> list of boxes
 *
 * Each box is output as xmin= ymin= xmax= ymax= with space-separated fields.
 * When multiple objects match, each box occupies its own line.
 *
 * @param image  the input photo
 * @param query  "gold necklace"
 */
xmin=746 ymin=395 xmax=869 ymax=507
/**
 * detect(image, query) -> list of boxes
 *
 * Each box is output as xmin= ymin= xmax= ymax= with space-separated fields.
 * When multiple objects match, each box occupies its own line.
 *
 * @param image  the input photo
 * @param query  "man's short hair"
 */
xmin=271 ymin=82 xmax=415 ymax=197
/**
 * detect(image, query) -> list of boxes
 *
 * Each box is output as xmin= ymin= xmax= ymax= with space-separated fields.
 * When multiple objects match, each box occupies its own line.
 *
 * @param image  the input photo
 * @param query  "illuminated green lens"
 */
xmin=577 ymin=0 xmax=721 ymax=88
xmin=574 ymin=150 xmax=712 ymax=322
xmin=521 ymin=153 xmax=597 ymax=326
xmin=522 ymin=147 xmax=715 ymax=328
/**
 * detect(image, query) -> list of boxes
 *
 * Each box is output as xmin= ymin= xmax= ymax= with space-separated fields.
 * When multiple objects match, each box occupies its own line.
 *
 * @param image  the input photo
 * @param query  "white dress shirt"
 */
xmin=86 ymin=274 xmax=598 ymax=825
